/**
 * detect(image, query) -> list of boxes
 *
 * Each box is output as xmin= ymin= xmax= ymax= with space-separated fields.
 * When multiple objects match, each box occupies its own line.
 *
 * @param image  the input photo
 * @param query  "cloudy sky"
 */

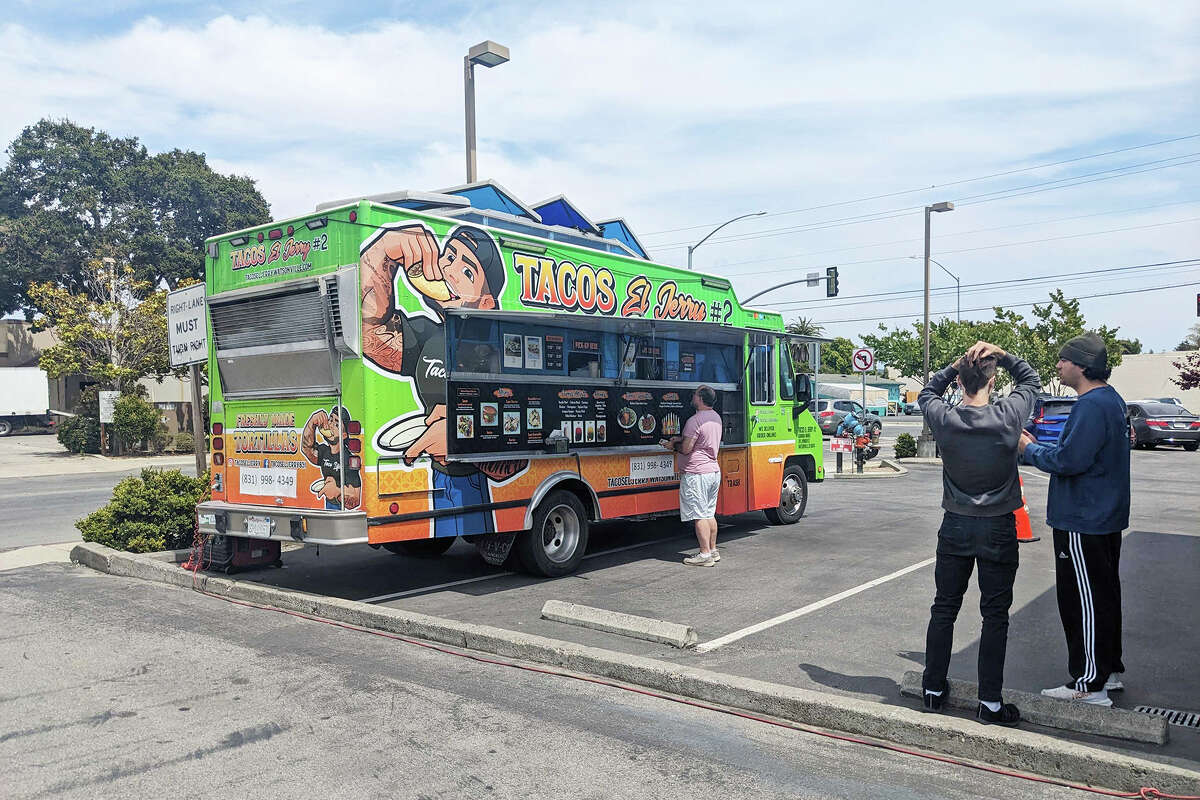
xmin=3 ymin=0 xmax=1198 ymax=350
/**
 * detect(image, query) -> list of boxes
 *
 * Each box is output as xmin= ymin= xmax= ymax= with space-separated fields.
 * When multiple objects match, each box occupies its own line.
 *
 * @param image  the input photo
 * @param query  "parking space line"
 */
xmin=359 ymin=532 xmax=689 ymax=604
xmin=1019 ymin=468 xmax=1050 ymax=481
xmin=694 ymin=557 xmax=937 ymax=653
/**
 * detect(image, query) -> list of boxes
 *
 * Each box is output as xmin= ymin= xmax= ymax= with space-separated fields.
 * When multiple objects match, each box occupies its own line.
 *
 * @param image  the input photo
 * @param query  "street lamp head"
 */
xmin=468 ymin=40 xmax=510 ymax=68
xmin=928 ymin=201 xmax=954 ymax=213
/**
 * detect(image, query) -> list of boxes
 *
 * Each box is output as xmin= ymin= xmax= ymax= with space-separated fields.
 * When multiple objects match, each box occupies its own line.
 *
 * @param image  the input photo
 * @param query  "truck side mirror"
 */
xmin=795 ymin=373 xmax=813 ymax=406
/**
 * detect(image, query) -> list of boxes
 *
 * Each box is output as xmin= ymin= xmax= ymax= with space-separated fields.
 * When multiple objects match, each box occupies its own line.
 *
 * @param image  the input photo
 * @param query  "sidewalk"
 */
xmin=0 ymin=434 xmax=195 ymax=479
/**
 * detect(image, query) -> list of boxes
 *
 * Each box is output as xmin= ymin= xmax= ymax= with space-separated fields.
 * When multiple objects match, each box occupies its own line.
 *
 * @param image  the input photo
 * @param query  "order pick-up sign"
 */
xmin=167 ymin=284 xmax=208 ymax=367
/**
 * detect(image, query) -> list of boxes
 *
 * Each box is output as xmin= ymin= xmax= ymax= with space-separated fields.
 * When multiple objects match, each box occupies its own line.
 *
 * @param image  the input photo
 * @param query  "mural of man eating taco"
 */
xmin=360 ymin=223 xmax=525 ymax=537
xmin=300 ymin=405 xmax=362 ymax=510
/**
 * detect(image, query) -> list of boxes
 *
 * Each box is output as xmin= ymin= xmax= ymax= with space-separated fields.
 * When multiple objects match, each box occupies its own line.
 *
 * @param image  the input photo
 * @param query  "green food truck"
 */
xmin=196 ymin=181 xmax=825 ymax=576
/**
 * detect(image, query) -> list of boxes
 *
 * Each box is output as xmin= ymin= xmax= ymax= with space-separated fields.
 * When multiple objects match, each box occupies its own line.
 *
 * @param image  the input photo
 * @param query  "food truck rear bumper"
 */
xmin=196 ymin=501 xmax=367 ymax=545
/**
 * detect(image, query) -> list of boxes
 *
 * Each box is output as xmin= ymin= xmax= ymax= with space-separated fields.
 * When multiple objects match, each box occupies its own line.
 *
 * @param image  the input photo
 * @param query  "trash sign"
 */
xmin=167 ymin=283 xmax=208 ymax=367
xmin=99 ymin=390 xmax=119 ymax=424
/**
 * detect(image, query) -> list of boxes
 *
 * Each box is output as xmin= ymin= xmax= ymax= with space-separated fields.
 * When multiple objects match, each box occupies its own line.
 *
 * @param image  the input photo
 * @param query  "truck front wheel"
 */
xmin=517 ymin=490 xmax=589 ymax=577
xmin=765 ymin=466 xmax=807 ymax=525
xmin=0 ymin=419 xmax=13 ymax=437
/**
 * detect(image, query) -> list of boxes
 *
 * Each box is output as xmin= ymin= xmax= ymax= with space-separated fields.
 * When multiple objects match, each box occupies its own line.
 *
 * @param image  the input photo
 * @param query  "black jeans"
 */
xmin=923 ymin=511 xmax=1019 ymax=703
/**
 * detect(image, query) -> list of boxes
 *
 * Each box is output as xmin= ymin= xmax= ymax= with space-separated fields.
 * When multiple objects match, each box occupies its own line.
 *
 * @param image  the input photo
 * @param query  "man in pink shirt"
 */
xmin=661 ymin=385 xmax=723 ymax=567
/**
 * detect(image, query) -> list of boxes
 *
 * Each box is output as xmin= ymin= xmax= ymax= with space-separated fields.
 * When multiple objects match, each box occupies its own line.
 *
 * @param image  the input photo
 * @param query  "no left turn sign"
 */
xmin=852 ymin=347 xmax=875 ymax=372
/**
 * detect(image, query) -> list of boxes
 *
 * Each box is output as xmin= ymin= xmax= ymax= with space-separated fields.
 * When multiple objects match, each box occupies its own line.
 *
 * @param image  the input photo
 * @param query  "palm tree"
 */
xmin=786 ymin=317 xmax=824 ymax=372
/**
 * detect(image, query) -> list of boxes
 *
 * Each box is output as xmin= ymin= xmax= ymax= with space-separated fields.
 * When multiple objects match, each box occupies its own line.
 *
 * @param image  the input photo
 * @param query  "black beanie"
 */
xmin=448 ymin=226 xmax=505 ymax=300
xmin=1058 ymin=332 xmax=1107 ymax=370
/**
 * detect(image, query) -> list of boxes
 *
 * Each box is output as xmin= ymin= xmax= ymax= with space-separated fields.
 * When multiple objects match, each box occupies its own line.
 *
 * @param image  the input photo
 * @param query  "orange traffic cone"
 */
xmin=1016 ymin=476 xmax=1039 ymax=543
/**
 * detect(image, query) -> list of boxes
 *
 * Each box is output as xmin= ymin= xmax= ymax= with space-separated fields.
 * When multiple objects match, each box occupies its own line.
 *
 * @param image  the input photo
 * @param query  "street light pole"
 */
xmin=908 ymin=255 xmax=960 ymax=322
xmin=463 ymin=40 xmax=510 ymax=183
xmin=917 ymin=202 xmax=954 ymax=458
xmin=687 ymin=211 xmax=766 ymax=269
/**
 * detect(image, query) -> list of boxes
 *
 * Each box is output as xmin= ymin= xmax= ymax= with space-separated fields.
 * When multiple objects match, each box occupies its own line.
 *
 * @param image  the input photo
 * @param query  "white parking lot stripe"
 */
xmin=694 ymin=556 xmax=937 ymax=653
xmin=360 ymin=533 xmax=687 ymax=604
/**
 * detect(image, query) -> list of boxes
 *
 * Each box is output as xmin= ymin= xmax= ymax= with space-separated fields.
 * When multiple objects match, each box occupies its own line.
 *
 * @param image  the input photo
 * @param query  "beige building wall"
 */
xmin=1108 ymin=352 xmax=1200 ymax=411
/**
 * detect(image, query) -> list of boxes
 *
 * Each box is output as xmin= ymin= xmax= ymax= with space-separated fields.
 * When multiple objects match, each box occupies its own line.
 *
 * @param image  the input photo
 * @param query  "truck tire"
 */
xmin=765 ymin=466 xmax=807 ymax=525
xmin=0 ymin=419 xmax=12 ymax=437
xmin=383 ymin=536 xmax=457 ymax=558
xmin=517 ymin=490 xmax=589 ymax=577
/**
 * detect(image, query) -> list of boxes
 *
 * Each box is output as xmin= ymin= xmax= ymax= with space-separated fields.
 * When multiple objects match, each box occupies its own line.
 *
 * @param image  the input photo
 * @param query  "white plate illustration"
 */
xmin=376 ymin=413 xmax=429 ymax=452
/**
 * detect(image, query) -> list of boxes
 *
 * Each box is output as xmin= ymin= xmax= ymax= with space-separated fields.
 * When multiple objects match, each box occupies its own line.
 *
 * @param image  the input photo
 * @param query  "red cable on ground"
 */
xmin=179 ymin=548 xmax=1195 ymax=799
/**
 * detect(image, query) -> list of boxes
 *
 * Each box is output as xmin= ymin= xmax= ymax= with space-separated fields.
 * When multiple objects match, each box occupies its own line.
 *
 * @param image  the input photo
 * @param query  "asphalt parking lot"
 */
xmin=200 ymin=423 xmax=1200 ymax=768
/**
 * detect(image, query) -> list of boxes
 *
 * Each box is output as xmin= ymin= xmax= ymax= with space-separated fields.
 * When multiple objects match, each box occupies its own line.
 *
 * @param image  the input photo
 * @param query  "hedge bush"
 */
xmin=172 ymin=432 xmax=195 ymax=453
xmin=894 ymin=432 xmax=918 ymax=459
xmin=77 ymin=468 xmax=210 ymax=553
xmin=113 ymin=394 xmax=163 ymax=450
xmin=57 ymin=414 xmax=101 ymax=454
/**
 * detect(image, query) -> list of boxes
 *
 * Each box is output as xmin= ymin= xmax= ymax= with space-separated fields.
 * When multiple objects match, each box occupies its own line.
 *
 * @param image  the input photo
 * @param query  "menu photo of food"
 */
xmin=573 ymin=420 xmax=585 ymax=443
xmin=457 ymin=414 xmax=474 ymax=439
xmin=585 ymin=421 xmax=596 ymax=443
xmin=503 ymin=411 xmax=521 ymax=435
xmin=527 ymin=407 xmax=542 ymax=430
xmin=480 ymin=403 xmax=499 ymax=426
xmin=662 ymin=412 xmax=681 ymax=436
xmin=503 ymin=334 xmax=523 ymax=369
xmin=597 ymin=420 xmax=606 ymax=442
xmin=638 ymin=413 xmax=657 ymax=435
xmin=618 ymin=407 xmax=637 ymax=429
xmin=561 ymin=421 xmax=571 ymax=440
xmin=524 ymin=335 xmax=543 ymax=370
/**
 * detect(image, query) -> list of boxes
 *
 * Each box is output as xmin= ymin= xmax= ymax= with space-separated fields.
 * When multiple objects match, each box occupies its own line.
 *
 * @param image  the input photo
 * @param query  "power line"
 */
xmin=653 ymin=153 xmax=1200 ymax=251
xmin=640 ymin=132 xmax=1200 ymax=237
xmin=811 ymin=278 xmax=1200 ymax=325
xmin=765 ymin=258 xmax=1200 ymax=312
xmin=701 ymin=198 xmax=1200 ymax=272
xmin=732 ymin=215 xmax=1200 ymax=286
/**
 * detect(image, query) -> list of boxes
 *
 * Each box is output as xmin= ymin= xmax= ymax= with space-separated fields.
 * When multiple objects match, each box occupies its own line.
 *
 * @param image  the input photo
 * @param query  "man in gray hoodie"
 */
xmin=918 ymin=341 xmax=1041 ymax=726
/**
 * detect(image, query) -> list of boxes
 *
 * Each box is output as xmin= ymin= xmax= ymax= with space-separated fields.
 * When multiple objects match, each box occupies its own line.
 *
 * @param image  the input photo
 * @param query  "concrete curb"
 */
xmin=897 ymin=457 xmax=943 ymax=465
xmin=541 ymin=600 xmax=698 ymax=648
xmin=828 ymin=459 xmax=909 ymax=479
xmin=899 ymin=670 xmax=1167 ymax=745
xmin=70 ymin=542 xmax=1200 ymax=796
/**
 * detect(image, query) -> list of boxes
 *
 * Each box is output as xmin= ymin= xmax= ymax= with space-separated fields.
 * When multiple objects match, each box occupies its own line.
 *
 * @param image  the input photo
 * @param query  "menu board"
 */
xmin=544 ymin=334 xmax=565 ymax=372
xmin=448 ymin=380 xmax=697 ymax=455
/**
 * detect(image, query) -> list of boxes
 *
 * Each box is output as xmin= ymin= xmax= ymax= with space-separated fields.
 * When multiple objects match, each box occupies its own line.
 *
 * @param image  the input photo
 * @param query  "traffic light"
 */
xmin=826 ymin=266 xmax=839 ymax=298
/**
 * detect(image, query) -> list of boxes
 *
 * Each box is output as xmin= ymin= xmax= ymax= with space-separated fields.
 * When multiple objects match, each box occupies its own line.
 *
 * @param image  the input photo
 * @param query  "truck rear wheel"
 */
xmin=0 ymin=419 xmax=12 ymax=437
xmin=517 ymin=490 xmax=589 ymax=577
xmin=383 ymin=536 xmax=457 ymax=558
xmin=765 ymin=466 xmax=807 ymax=525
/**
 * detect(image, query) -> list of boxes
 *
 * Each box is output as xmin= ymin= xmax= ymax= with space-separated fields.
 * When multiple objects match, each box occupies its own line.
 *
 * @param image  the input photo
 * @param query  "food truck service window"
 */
xmin=749 ymin=334 xmax=775 ymax=405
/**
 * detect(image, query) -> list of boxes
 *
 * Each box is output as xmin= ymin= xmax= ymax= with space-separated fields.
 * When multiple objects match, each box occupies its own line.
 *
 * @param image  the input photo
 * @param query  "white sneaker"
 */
xmin=1104 ymin=673 xmax=1124 ymax=692
xmin=710 ymin=549 xmax=721 ymax=562
xmin=1040 ymin=685 xmax=1113 ymax=706
xmin=683 ymin=553 xmax=715 ymax=567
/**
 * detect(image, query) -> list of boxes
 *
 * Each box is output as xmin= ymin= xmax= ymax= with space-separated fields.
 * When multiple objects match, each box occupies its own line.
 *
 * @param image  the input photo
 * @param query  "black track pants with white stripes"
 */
xmin=1052 ymin=529 xmax=1125 ymax=693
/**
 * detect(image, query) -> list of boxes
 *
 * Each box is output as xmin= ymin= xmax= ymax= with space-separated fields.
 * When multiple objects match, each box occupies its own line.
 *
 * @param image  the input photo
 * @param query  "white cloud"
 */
xmin=1 ymin=1 xmax=1198 ymax=348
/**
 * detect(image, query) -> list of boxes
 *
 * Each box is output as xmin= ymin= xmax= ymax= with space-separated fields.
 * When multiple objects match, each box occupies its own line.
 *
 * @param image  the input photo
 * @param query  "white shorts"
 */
xmin=679 ymin=471 xmax=720 ymax=522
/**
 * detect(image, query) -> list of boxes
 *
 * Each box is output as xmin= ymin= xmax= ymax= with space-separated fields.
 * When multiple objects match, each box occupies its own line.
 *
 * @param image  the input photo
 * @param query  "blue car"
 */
xmin=1026 ymin=395 xmax=1077 ymax=443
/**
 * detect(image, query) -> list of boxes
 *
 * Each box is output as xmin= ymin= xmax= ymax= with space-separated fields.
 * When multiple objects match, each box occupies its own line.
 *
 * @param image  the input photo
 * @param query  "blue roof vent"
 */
xmin=597 ymin=218 xmax=649 ymax=260
xmin=436 ymin=179 xmax=541 ymax=223
xmin=532 ymin=195 xmax=601 ymax=235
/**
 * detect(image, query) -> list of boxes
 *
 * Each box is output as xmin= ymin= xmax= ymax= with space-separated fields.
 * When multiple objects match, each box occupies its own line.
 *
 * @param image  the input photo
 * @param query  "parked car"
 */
xmin=1025 ymin=395 xmax=1077 ymax=444
xmin=1127 ymin=401 xmax=1199 ymax=451
xmin=1142 ymin=397 xmax=1185 ymax=407
xmin=904 ymin=402 xmax=921 ymax=415
xmin=814 ymin=398 xmax=882 ymax=437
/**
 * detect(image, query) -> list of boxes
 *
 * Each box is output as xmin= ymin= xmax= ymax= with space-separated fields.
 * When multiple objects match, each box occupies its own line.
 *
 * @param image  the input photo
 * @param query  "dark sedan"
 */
xmin=814 ymin=398 xmax=882 ymax=437
xmin=1127 ymin=401 xmax=1199 ymax=451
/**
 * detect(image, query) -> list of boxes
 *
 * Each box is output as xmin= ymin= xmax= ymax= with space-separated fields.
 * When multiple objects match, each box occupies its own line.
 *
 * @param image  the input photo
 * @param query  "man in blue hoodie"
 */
xmin=1019 ymin=332 xmax=1130 ymax=707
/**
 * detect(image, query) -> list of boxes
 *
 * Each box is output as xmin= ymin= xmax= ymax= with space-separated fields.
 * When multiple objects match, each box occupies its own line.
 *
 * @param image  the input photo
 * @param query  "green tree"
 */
xmin=822 ymin=336 xmax=856 ymax=374
xmin=1026 ymin=290 xmax=1122 ymax=393
xmin=861 ymin=314 xmax=1022 ymax=388
xmin=29 ymin=256 xmax=175 ymax=393
xmin=0 ymin=118 xmax=270 ymax=316
xmin=1177 ymin=323 xmax=1200 ymax=351
xmin=1116 ymin=338 xmax=1142 ymax=355
xmin=786 ymin=317 xmax=823 ymax=372
xmin=113 ymin=394 xmax=163 ymax=450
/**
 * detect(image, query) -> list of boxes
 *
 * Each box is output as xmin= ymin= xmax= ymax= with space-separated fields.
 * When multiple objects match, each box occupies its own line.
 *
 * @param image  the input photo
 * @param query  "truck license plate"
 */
xmin=245 ymin=516 xmax=272 ymax=538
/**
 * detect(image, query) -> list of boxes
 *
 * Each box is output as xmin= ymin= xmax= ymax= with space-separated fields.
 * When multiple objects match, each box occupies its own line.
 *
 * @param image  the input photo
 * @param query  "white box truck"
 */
xmin=1 ymin=366 xmax=51 ymax=436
